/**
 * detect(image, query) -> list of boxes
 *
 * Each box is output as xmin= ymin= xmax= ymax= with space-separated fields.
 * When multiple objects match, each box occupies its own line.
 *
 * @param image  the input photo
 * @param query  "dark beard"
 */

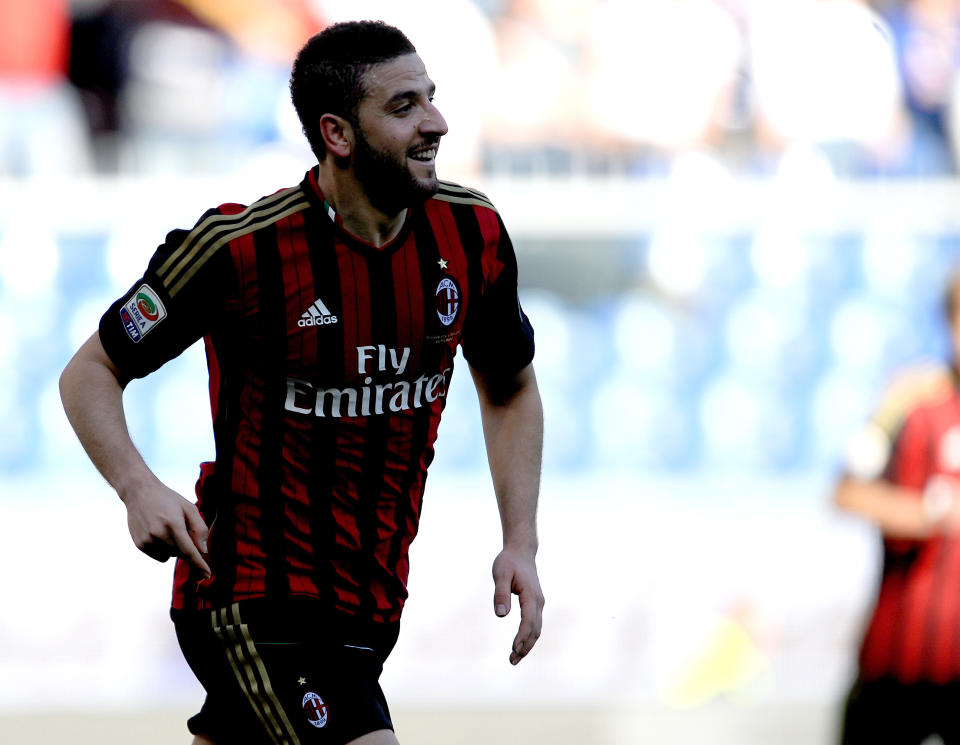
xmin=353 ymin=127 xmax=439 ymax=216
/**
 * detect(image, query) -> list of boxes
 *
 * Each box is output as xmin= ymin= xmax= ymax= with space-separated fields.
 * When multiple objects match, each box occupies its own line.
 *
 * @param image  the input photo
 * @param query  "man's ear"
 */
xmin=319 ymin=114 xmax=353 ymax=159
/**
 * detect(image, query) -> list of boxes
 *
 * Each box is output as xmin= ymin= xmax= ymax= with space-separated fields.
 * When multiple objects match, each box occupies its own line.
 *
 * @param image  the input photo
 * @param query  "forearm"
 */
xmin=473 ymin=364 xmax=543 ymax=552
xmin=60 ymin=333 xmax=157 ymax=500
xmin=833 ymin=476 xmax=934 ymax=539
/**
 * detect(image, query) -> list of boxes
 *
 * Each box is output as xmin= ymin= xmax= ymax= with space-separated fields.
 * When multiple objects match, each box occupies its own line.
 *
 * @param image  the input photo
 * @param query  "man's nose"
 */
xmin=421 ymin=101 xmax=448 ymax=137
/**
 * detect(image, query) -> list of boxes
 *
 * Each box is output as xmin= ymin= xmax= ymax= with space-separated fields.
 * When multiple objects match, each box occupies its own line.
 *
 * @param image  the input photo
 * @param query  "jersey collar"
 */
xmin=301 ymin=166 xmax=416 ymax=256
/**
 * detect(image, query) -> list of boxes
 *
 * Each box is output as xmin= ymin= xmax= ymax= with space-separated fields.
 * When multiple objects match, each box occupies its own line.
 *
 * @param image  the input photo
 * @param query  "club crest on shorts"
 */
xmin=435 ymin=277 xmax=460 ymax=327
xmin=303 ymin=691 xmax=329 ymax=728
xmin=120 ymin=283 xmax=166 ymax=342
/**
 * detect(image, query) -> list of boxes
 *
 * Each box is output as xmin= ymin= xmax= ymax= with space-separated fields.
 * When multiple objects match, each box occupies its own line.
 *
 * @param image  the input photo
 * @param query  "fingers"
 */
xmin=174 ymin=503 xmax=211 ymax=578
xmin=129 ymin=499 xmax=211 ymax=578
xmin=510 ymin=587 xmax=544 ymax=666
xmin=493 ymin=568 xmax=512 ymax=618
xmin=139 ymin=540 xmax=173 ymax=563
xmin=185 ymin=503 xmax=210 ymax=556
xmin=493 ymin=551 xmax=545 ymax=665
xmin=170 ymin=520 xmax=212 ymax=578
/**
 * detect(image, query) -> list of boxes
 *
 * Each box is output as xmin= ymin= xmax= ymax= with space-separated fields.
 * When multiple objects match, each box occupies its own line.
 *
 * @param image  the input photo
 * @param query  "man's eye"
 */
xmin=395 ymin=103 xmax=414 ymax=114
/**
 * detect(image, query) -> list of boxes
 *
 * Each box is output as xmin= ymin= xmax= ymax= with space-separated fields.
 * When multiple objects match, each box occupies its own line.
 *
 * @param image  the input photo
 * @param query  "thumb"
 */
xmin=493 ymin=566 xmax=512 ymax=618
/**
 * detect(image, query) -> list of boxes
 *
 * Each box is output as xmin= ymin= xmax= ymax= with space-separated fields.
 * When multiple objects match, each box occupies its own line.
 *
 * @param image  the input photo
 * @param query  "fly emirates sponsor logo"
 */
xmin=284 ymin=345 xmax=451 ymax=418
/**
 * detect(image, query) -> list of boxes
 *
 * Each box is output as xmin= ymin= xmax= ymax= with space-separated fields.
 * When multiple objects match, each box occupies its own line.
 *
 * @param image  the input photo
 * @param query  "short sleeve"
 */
xmin=460 ymin=211 xmax=535 ymax=376
xmin=844 ymin=420 xmax=894 ymax=481
xmin=885 ymin=409 xmax=930 ymax=491
xmin=98 ymin=207 xmax=234 ymax=384
xmin=843 ymin=366 xmax=946 ymax=484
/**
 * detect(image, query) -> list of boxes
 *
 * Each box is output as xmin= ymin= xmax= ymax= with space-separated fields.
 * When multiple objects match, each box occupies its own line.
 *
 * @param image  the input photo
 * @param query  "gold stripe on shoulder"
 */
xmin=873 ymin=363 xmax=952 ymax=436
xmin=432 ymin=192 xmax=499 ymax=211
xmin=437 ymin=180 xmax=494 ymax=206
xmin=167 ymin=197 xmax=309 ymax=297
xmin=158 ymin=186 xmax=305 ymax=288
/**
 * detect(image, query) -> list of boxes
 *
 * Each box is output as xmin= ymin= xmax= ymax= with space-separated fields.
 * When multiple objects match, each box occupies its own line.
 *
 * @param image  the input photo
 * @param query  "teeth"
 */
xmin=411 ymin=149 xmax=436 ymax=161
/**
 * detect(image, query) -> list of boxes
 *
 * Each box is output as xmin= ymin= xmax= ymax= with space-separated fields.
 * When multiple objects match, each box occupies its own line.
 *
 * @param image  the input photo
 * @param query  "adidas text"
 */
xmin=298 ymin=315 xmax=338 ymax=327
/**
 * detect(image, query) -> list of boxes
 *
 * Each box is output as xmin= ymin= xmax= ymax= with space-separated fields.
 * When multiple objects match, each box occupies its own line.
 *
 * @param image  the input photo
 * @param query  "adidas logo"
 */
xmin=298 ymin=297 xmax=338 ymax=327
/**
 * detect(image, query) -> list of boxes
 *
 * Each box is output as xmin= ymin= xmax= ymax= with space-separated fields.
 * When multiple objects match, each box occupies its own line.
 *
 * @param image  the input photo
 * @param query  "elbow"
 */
xmin=58 ymin=356 xmax=77 ymax=410
xmin=490 ymin=363 xmax=540 ymax=407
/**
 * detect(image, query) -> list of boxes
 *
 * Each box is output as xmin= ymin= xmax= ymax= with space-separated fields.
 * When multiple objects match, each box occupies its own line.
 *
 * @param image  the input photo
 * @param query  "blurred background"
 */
xmin=4 ymin=0 xmax=960 ymax=742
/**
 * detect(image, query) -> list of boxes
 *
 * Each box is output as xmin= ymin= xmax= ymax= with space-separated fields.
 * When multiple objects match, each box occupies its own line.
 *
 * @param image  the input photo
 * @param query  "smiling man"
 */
xmin=59 ymin=20 xmax=544 ymax=745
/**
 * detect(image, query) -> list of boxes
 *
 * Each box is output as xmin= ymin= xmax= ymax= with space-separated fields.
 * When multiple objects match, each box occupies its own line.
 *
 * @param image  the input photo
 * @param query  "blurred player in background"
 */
xmin=834 ymin=269 xmax=960 ymax=745
xmin=59 ymin=20 xmax=544 ymax=745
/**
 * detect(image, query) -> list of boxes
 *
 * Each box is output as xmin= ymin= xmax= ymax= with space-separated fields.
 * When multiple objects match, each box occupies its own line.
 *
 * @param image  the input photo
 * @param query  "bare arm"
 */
xmin=60 ymin=332 xmax=210 ymax=576
xmin=470 ymin=361 xmax=544 ymax=665
xmin=833 ymin=475 xmax=960 ymax=539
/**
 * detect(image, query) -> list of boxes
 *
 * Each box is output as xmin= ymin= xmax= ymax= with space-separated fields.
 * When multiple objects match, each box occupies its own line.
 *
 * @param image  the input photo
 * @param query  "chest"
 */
xmin=230 ymin=229 xmax=471 ymax=386
xmin=906 ymin=399 xmax=960 ymax=478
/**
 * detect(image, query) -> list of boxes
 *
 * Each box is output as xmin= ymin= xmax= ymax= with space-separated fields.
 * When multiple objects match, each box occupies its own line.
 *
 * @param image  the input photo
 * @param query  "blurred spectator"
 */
xmin=747 ymin=0 xmax=904 ymax=176
xmin=70 ymin=0 xmax=320 ymax=174
xmin=883 ymin=0 xmax=960 ymax=174
xmin=584 ymin=0 xmax=744 ymax=174
xmin=176 ymin=0 xmax=321 ymax=62
xmin=483 ymin=0 xmax=593 ymax=174
xmin=0 ymin=0 xmax=91 ymax=176
xmin=69 ymin=0 xmax=138 ymax=171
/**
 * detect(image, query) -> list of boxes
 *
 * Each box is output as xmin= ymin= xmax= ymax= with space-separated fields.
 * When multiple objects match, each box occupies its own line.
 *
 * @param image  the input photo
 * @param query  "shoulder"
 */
xmin=185 ymin=184 xmax=310 ymax=244
xmin=873 ymin=361 xmax=954 ymax=434
xmin=844 ymin=362 xmax=952 ymax=479
xmin=156 ymin=185 xmax=310 ymax=297
xmin=211 ymin=184 xmax=311 ymax=229
xmin=430 ymin=180 xmax=499 ymax=214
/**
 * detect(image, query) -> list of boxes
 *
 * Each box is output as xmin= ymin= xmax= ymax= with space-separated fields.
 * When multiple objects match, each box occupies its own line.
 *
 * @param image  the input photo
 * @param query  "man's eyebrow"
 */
xmin=385 ymin=84 xmax=437 ymax=106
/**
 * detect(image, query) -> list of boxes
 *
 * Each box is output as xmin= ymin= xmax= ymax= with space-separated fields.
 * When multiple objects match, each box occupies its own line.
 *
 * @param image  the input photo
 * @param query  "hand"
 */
xmin=938 ymin=481 xmax=960 ymax=535
xmin=122 ymin=481 xmax=211 ymax=578
xmin=924 ymin=475 xmax=960 ymax=535
xmin=492 ymin=547 xmax=544 ymax=665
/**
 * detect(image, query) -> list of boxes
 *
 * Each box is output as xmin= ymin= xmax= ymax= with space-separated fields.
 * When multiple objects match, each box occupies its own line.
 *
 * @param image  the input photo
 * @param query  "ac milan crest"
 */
xmin=435 ymin=277 xmax=460 ymax=326
xmin=302 ymin=691 xmax=329 ymax=728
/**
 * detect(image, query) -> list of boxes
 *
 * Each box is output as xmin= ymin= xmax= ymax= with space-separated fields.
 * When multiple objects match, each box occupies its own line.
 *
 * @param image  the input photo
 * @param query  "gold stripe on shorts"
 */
xmin=212 ymin=604 xmax=302 ymax=745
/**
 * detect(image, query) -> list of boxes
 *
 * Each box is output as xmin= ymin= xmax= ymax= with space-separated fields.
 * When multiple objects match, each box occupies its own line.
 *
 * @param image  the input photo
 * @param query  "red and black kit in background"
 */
xmin=842 ymin=370 xmax=960 ymax=745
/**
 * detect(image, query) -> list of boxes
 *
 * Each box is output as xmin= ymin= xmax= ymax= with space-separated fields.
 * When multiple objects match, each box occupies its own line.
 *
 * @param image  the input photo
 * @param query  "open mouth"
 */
xmin=409 ymin=146 xmax=438 ymax=162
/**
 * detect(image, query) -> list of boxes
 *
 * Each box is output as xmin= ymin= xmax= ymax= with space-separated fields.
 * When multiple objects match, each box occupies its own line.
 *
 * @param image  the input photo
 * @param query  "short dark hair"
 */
xmin=290 ymin=21 xmax=417 ymax=159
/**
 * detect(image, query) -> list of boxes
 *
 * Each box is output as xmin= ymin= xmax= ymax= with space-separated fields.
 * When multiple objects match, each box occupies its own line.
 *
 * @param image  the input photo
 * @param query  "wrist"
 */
xmin=503 ymin=534 xmax=538 ymax=556
xmin=923 ymin=476 xmax=955 ymax=528
xmin=114 ymin=470 xmax=160 ymax=504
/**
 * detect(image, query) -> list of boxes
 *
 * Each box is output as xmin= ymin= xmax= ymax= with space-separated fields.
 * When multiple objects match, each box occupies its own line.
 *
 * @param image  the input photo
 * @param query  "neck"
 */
xmin=316 ymin=163 xmax=407 ymax=248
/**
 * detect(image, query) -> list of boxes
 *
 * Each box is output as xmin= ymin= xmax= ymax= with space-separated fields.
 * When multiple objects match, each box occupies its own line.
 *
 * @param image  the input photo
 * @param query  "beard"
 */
xmin=352 ymin=126 xmax=440 ymax=216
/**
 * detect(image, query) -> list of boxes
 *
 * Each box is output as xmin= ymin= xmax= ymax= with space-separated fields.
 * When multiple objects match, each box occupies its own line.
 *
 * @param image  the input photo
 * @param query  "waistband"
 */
xmin=171 ymin=596 xmax=401 ymax=663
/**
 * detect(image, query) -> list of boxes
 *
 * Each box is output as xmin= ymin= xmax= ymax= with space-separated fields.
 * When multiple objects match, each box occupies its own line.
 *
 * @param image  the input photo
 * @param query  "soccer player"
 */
xmin=834 ymin=271 xmax=960 ymax=745
xmin=59 ymin=21 xmax=544 ymax=745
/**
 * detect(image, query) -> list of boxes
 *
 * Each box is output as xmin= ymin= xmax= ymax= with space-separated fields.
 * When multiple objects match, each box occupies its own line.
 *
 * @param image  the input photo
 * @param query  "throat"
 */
xmin=328 ymin=199 xmax=407 ymax=248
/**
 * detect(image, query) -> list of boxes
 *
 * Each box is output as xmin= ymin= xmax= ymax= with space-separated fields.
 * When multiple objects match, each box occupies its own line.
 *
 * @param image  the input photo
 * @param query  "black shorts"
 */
xmin=840 ymin=677 xmax=960 ymax=745
xmin=172 ymin=598 xmax=400 ymax=745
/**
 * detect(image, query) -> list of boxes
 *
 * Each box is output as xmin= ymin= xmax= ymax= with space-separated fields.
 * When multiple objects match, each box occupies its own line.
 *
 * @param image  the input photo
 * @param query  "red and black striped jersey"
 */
xmin=99 ymin=167 xmax=535 ymax=624
xmin=844 ymin=365 xmax=960 ymax=683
